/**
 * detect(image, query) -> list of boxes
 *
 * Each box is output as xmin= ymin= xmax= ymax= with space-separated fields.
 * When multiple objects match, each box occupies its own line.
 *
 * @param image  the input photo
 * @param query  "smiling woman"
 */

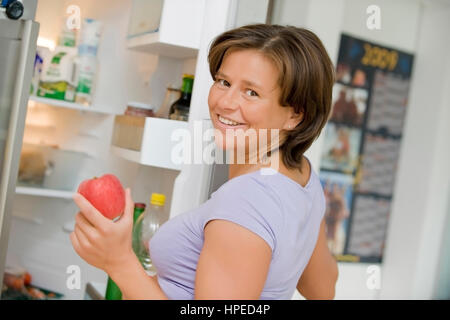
xmin=149 ymin=24 xmax=338 ymax=300
xmin=72 ymin=23 xmax=338 ymax=300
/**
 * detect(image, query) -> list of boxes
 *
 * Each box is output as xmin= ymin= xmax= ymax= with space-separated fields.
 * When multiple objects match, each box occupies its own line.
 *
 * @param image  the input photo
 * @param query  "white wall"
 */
xmin=380 ymin=0 xmax=450 ymax=299
xmin=434 ymin=186 xmax=450 ymax=299
xmin=272 ymin=0 xmax=450 ymax=299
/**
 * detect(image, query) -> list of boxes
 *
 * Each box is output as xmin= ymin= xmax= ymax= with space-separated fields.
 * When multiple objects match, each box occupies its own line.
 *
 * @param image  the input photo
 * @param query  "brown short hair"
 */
xmin=208 ymin=24 xmax=335 ymax=172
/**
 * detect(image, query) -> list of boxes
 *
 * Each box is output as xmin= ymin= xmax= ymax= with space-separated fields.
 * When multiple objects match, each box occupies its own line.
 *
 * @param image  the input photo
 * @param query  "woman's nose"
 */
xmin=218 ymin=87 xmax=240 ymax=111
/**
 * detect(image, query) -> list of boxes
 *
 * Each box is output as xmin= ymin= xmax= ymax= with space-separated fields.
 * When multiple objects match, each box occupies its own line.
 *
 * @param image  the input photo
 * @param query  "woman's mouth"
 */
xmin=215 ymin=114 xmax=247 ymax=129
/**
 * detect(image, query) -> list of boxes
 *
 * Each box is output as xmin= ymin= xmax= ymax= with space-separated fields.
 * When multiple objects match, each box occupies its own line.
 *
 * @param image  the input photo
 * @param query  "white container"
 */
xmin=42 ymin=148 xmax=87 ymax=191
xmin=75 ymin=55 xmax=98 ymax=106
xmin=37 ymin=46 xmax=78 ymax=102
xmin=78 ymin=18 xmax=103 ymax=56
xmin=17 ymin=144 xmax=88 ymax=191
xmin=58 ymin=18 xmax=77 ymax=48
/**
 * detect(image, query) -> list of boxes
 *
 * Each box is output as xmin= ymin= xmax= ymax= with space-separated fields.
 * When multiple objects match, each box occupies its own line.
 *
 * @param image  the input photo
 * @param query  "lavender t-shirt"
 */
xmin=149 ymin=161 xmax=326 ymax=300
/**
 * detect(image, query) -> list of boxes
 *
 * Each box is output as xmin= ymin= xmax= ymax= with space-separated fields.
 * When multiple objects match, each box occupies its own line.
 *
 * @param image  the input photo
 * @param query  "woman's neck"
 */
xmin=228 ymin=150 xmax=311 ymax=188
xmin=228 ymin=149 xmax=283 ymax=179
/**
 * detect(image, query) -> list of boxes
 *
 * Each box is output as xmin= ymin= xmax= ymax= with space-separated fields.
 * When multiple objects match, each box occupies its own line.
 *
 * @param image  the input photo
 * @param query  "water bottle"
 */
xmin=134 ymin=193 xmax=165 ymax=275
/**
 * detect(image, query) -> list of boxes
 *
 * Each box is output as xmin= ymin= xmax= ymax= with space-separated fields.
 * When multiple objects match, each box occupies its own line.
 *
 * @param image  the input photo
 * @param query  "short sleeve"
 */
xmin=201 ymin=175 xmax=283 ymax=254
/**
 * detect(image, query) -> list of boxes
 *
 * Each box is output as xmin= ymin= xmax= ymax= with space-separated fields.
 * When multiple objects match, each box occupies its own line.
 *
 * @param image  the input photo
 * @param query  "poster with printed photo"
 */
xmin=330 ymin=83 xmax=368 ymax=127
xmin=319 ymin=171 xmax=354 ymax=257
xmin=320 ymin=123 xmax=362 ymax=174
xmin=319 ymin=34 xmax=414 ymax=263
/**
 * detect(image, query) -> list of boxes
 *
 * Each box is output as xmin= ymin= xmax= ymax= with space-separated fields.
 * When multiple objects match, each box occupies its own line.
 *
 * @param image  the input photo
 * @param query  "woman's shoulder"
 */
xmin=211 ymin=168 xmax=283 ymax=207
xmin=204 ymin=170 xmax=284 ymax=254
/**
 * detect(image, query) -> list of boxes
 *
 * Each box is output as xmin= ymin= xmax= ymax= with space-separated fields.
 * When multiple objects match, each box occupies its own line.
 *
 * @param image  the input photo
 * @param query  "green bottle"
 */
xmin=104 ymin=277 xmax=122 ymax=300
xmin=168 ymin=74 xmax=194 ymax=122
xmin=104 ymin=203 xmax=146 ymax=300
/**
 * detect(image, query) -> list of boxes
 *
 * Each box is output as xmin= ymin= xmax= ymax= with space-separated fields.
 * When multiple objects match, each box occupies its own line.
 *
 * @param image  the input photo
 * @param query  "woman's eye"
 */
xmin=217 ymin=79 xmax=230 ymax=87
xmin=245 ymin=89 xmax=258 ymax=97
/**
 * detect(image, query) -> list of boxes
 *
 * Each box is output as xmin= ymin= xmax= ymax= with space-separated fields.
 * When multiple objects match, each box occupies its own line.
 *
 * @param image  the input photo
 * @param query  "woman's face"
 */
xmin=208 ymin=49 xmax=300 ymax=156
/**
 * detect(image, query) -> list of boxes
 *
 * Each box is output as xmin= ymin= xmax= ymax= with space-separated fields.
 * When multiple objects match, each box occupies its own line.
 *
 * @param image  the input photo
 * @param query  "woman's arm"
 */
xmin=71 ymin=190 xmax=168 ymax=300
xmin=296 ymin=218 xmax=339 ymax=299
xmin=108 ymin=254 xmax=168 ymax=300
xmin=194 ymin=219 xmax=272 ymax=299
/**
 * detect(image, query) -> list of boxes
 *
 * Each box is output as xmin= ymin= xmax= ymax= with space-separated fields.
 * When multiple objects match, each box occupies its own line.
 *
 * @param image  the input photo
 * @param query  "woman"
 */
xmin=70 ymin=24 xmax=339 ymax=300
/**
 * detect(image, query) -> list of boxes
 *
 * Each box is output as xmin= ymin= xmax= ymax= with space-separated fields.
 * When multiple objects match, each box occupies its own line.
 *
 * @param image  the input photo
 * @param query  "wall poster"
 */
xmin=319 ymin=34 xmax=414 ymax=263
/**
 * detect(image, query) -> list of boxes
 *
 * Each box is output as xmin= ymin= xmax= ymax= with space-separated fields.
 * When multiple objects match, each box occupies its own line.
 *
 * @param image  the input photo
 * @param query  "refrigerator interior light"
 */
xmin=36 ymin=36 xmax=56 ymax=51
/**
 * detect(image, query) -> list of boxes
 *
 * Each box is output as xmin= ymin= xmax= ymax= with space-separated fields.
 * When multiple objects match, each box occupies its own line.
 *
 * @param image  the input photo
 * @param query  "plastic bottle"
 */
xmin=75 ymin=54 xmax=98 ymax=106
xmin=134 ymin=193 xmax=165 ymax=275
xmin=74 ymin=18 xmax=102 ymax=106
xmin=132 ymin=203 xmax=147 ymax=262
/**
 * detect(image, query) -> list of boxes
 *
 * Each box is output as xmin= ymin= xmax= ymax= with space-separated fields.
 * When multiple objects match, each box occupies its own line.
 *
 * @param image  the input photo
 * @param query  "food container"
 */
xmin=125 ymin=101 xmax=155 ymax=118
xmin=18 ymin=143 xmax=87 ymax=191
xmin=111 ymin=115 xmax=146 ymax=151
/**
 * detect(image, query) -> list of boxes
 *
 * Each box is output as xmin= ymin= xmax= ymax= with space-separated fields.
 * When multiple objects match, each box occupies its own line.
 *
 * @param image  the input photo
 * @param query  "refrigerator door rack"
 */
xmin=111 ymin=115 xmax=188 ymax=171
xmin=127 ymin=0 xmax=205 ymax=59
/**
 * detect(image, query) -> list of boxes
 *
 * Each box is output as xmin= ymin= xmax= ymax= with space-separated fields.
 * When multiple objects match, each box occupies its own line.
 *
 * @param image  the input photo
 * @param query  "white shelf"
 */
xmin=28 ymin=96 xmax=120 ymax=116
xmin=15 ymin=186 xmax=75 ymax=199
xmin=127 ymin=32 xmax=198 ymax=59
xmin=111 ymin=145 xmax=182 ymax=171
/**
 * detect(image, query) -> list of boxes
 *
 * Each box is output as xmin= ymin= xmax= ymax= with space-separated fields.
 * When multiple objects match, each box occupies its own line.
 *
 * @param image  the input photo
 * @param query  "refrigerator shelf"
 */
xmin=28 ymin=96 xmax=120 ymax=116
xmin=15 ymin=186 xmax=75 ymax=199
xmin=127 ymin=31 xmax=198 ymax=59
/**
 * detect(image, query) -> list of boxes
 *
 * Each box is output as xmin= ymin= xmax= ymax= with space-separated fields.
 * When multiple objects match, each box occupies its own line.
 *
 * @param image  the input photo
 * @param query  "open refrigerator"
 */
xmin=0 ymin=0 xmax=275 ymax=300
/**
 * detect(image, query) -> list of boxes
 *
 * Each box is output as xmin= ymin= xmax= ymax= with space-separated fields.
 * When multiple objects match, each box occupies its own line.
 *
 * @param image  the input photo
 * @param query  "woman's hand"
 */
xmin=70 ymin=188 xmax=135 ymax=275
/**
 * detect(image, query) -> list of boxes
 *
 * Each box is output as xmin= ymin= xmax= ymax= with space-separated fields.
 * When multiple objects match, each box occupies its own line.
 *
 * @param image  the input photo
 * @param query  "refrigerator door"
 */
xmin=0 ymin=15 xmax=39 ymax=287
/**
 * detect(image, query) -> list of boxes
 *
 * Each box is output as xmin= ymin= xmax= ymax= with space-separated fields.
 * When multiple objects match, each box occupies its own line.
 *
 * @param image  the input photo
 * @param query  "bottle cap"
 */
xmin=183 ymin=74 xmax=194 ymax=79
xmin=150 ymin=193 xmax=166 ymax=206
xmin=134 ymin=203 xmax=146 ymax=209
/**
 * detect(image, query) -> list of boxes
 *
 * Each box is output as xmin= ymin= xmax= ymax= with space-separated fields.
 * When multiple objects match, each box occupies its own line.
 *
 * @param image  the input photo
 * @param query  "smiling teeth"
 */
xmin=218 ymin=115 xmax=241 ymax=126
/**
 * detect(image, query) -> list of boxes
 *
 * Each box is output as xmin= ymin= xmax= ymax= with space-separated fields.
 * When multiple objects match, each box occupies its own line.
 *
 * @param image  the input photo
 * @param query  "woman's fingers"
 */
xmin=75 ymin=212 xmax=98 ymax=242
xmin=70 ymin=231 xmax=81 ymax=255
xmin=117 ymin=188 xmax=134 ymax=226
xmin=73 ymin=224 xmax=91 ymax=251
xmin=73 ymin=193 xmax=111 ymax=230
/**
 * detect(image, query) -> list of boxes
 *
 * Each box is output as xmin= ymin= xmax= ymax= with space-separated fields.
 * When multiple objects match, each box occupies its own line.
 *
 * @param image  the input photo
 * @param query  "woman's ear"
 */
xmin=284 ymin=108 xmax=304 ymax=130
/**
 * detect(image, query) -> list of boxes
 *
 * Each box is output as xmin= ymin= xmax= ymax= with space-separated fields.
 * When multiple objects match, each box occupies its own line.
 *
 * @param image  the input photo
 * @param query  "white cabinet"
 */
xmin=127 ymin=0 xmax=206 ymax=58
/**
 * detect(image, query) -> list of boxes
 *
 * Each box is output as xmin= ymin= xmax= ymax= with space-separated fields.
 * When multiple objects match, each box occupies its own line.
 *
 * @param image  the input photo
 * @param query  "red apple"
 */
xmin=77 ymin=174 xmax=126 ymax=220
